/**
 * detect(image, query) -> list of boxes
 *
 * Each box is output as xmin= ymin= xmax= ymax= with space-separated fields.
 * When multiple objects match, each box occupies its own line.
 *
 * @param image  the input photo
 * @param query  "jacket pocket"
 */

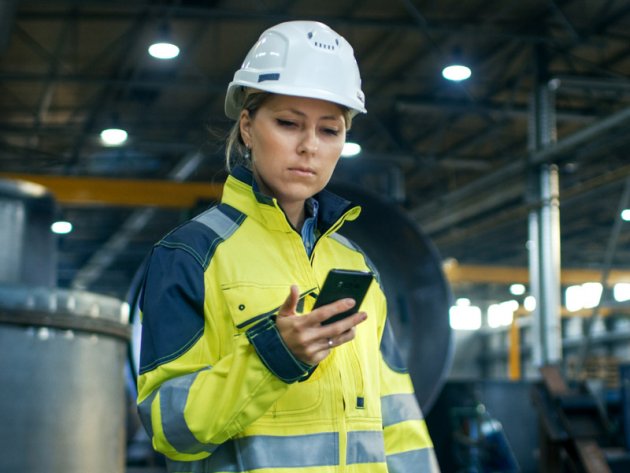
xmin=221 ymin=282 xmax=322 ymax=414
xmin=221 ymin=282 xmax=290 ymax=330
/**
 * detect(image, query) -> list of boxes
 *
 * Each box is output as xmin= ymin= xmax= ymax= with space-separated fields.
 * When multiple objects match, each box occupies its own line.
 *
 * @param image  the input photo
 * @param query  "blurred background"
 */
xmin=1 ymin=1 xmax=630 ymax=472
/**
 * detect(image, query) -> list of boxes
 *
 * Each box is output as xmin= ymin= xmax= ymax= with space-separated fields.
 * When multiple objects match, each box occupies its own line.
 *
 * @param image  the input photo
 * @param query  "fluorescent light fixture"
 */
xmin=449 ymin=304 xmax=481 ymax=330
xmin=582 ymin=282 xmax=603 ymax=309
xmin=100 ymin=128 xmax=128 ymax=146
xmin=341 ymin=142 xmax=361 ymax=157
xmin=442 ymin=64 xmax=471 ymax=81
xmin=51 ymin=220 xmax=73 ymax=234
xmin=565 ymin=282 xmax=603 ymax=311
xmin=509 ymin=283 xmax=526 ymax=296
xmin=148 ymin=42 xmax=180 ymax=59
xmin=524 ymin=295 xmax=536 ymax=311
xmin=455 ymin=297 xmax=471 ymax=306
xmin=487 ymin=300 xmax=517 ymax=328
xmin=614 ymin=283 xmax=630 ymax=302
xmin=622 ymin=209 xmax=630 ymax=221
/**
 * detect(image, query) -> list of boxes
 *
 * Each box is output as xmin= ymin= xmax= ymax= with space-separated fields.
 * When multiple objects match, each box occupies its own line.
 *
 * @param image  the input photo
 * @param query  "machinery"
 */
xmin=0 ymin=179 xmax=130 ymax=473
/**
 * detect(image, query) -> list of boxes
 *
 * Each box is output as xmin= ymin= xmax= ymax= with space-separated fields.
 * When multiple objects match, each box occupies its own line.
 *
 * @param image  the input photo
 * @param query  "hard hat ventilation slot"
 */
xmin=307 ymin=31 xmax=339 ymax=51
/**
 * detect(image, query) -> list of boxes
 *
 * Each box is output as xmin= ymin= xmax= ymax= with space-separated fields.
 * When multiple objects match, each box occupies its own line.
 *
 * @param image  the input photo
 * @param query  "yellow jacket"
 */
xmin=137 ymin=167 xmax=439 ymax=472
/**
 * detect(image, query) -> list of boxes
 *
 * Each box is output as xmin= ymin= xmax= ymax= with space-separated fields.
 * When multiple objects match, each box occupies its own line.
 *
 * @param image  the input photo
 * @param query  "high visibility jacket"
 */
xmin=137 ymin=166 xmax=440 ymax=473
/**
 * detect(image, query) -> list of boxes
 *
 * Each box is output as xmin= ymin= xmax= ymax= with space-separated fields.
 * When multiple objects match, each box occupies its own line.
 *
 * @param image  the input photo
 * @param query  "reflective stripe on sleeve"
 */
xmin=346 ymin=430 xmax=386 ymax=465
xmin=159 ymin=368 xmax=219 ymax=454
xmin=381 ymin=393 xmax=423 ymax=427
xmin=137 ymin=389 xmax=158 ymax=439
xmin=387 ymin=448 xmax=441 ymax=473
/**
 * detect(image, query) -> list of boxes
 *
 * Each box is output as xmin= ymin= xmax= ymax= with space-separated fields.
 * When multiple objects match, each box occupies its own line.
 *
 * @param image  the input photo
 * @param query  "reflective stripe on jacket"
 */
xmin=137 ymin=166 xmax=440 ymax=472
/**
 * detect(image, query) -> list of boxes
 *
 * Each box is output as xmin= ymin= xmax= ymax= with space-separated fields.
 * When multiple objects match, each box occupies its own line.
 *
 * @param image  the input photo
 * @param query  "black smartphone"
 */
xmin=314 ymin=269 xmax=374 ymax=325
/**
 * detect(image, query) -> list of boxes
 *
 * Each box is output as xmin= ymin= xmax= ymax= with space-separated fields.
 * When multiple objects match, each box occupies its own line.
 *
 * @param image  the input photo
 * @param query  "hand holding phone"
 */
xmin=313 ymin=269 xmax=373 ymax=325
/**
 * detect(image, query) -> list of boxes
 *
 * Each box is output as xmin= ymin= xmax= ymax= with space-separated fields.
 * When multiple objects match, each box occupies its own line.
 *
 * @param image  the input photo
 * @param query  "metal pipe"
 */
xmin=410 ymin=105 xmax=630 ymax=220
xmin=538 ymin=163 xmax=562 ymax=364
xmin=529 ymin=64 xmax=563 ymax=367
xmin=0 ymin=0 xmax=19 ymax=53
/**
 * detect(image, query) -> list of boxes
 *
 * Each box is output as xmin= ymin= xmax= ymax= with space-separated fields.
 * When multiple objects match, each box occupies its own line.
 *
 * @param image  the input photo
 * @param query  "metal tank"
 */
xmin=0 ymin=179 xmax=129 ymax=473
xmin=329 ymin=183 xmax=453 ymax=412
xmin=0 ymin=179 xmax=56 ymax=286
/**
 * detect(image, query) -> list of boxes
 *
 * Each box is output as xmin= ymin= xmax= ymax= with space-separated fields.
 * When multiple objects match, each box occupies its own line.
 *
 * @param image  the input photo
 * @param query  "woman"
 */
xmin=137 ymin=20 xmax=439 ymax=473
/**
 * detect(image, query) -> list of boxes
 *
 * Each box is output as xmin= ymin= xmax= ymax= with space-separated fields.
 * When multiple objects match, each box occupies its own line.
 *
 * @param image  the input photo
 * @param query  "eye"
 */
xmin=322 ymin=127 xmax=340 ymax=136
xmin=276 ymin=119 xmax=297 ymax=128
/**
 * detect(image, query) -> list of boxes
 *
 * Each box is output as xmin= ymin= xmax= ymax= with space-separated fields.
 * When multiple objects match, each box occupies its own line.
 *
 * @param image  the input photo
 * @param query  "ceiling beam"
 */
xmin=444 ymin=263 xmax=630 ymax=286
xmin=0 ymin=173 xmax=223 ymax=208
xmin=411 ymin=105 xmax=630 ymax=223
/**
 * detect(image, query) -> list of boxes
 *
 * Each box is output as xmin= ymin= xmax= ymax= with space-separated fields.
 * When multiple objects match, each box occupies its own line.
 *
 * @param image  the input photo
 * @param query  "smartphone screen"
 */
xmin=314 ymin=269 xmax=374 ymax=325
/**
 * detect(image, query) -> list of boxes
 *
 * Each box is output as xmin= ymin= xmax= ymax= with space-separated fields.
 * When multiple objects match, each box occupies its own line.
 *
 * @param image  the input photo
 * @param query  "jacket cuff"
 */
xmin=246 ymin=317 xmax=315 ymax=383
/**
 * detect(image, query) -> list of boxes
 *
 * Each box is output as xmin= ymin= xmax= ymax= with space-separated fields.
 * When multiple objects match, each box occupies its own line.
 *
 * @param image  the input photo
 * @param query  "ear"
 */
xmin=239 ymin=109 xmax=252 ymax=147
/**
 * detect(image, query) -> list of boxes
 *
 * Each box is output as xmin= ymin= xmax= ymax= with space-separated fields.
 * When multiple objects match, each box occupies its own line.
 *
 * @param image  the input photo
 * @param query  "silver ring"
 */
xmin=328 ymin=338 xmax=334 ymax=347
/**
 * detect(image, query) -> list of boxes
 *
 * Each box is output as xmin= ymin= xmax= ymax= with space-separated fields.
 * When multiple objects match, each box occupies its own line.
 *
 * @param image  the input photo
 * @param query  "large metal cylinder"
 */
xmin=0 ymin=179 xmax=56 ymax=286
xmin=0 ymin=178 xmax=129 ymax=473
xmin=0 ymin=284 xmax=130 ymax=473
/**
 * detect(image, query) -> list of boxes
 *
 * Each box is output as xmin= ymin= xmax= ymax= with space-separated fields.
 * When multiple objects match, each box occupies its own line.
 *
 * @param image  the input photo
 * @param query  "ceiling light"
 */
xmin=148 ymin=42 xmax=180 ymax=60
xmin=509 ymin=283 xmax=526 ymax=296
xmin=621 ymin=209 xmax=630 ymax=221
xmin=524 ymin=296 xmax=536 ymax=311
xmin=442 ymin=64 xmax=472 ymax=82
xmin=449 ymin=304 xmax=481 ymax=330
xmin=341 ymin=142 xmax=361 ymax=157
xmin=51 ymin=221 xmax=73 ymax=234
xmin=100 ymin=128 xmax=128 ymax=146
xmin=614 ymin=283 xmax=630 ymax=302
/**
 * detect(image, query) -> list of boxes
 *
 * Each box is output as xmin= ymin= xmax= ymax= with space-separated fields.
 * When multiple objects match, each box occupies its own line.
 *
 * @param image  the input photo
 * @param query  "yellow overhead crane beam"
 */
xmin=2 ymin=173 xmax=629 ymax=286
xmin=0 ymin=173 xmax=223 ymax=208
xmin=444 ymin=262 xmax=630 ymax=286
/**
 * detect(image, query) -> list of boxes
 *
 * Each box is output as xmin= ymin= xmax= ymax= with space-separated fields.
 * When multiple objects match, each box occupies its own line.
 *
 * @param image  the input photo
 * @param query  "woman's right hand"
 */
xmin=275 ymin=285 xmax=368 ymax=366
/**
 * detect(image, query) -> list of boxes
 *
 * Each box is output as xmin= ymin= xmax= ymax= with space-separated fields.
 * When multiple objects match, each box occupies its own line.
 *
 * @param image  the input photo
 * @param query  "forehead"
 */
xmin=262 ymin=94 xmax=344 ymax=119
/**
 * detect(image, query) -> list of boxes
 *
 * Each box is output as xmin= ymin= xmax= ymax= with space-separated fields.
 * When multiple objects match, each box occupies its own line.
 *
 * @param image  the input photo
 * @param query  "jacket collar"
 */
xmin=224 ymin=166 xmax=361 ymax=234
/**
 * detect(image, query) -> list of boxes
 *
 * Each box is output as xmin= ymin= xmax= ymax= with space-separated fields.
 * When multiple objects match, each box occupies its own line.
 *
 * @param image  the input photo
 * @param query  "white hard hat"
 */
xmin=225 ymin=21 xmax=366 ymax=120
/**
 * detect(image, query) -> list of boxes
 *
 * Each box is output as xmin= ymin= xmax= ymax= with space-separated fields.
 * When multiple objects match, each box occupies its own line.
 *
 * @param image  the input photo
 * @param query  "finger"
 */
xmin=311 ymin=298 xmax=356 ymax=324
xmin=278 ymin=285 xmax=300 ymax=317
xmin=328 ymin=326 xmax=357 ymax=349
xmin=321 ymin=311 xmax=367 ymax=338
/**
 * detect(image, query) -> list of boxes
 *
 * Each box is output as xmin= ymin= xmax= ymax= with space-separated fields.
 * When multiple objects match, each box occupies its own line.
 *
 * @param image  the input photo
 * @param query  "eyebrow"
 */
xmin=282 ymin=108 xmax=342 ymax=121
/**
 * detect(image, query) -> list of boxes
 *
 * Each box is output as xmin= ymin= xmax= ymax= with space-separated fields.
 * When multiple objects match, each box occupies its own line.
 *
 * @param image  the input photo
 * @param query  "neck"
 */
xmin=281 ymin=201 xmax=306 ymax=231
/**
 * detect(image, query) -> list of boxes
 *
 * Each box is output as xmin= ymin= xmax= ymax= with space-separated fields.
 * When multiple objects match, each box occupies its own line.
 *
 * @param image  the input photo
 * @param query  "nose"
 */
xmin=297 ymin=127 xmax=318 ymax=156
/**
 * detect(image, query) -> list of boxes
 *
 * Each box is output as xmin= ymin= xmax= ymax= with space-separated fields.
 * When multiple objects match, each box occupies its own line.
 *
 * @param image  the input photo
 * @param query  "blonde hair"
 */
xmin=225 ymin=90 xmax=271 ymax=172
xmin=224 ymin=89 xmax=354 ymax=172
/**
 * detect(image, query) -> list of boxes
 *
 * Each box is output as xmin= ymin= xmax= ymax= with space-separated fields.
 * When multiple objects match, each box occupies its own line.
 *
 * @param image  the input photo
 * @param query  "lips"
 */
xmin=289 ymin=167 xmax=316 ymax=176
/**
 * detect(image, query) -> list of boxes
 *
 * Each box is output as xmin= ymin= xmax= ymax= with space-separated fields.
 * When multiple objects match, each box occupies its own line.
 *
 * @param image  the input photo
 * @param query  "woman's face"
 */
xmin=240 ymin=94 xmax=347 ymax=209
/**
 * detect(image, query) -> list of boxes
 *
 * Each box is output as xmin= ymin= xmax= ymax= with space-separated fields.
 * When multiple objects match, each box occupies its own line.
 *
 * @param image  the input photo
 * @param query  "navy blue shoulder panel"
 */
xmin=139 ymin=246 xmax=206 ymax=374
xmin=138 ymin=204 xmax=245 ymax=374
xmin=380 ymin=318 xmax=408 ymax=374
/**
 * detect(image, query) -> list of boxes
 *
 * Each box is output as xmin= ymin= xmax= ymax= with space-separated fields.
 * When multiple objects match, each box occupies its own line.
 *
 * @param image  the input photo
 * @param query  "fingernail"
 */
xmin=344 ymin=298 xmax=356 ymax=306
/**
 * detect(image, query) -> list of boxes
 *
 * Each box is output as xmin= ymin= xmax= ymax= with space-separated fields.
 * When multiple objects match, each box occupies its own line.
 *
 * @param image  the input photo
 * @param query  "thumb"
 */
xmin=278 ymin=285 xmax=299 ymax=317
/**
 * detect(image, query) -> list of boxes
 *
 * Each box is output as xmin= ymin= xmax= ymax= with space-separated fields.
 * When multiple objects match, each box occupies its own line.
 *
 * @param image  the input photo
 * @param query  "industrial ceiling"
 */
xmin=1 ymin=0 xmax=629 ymax=300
